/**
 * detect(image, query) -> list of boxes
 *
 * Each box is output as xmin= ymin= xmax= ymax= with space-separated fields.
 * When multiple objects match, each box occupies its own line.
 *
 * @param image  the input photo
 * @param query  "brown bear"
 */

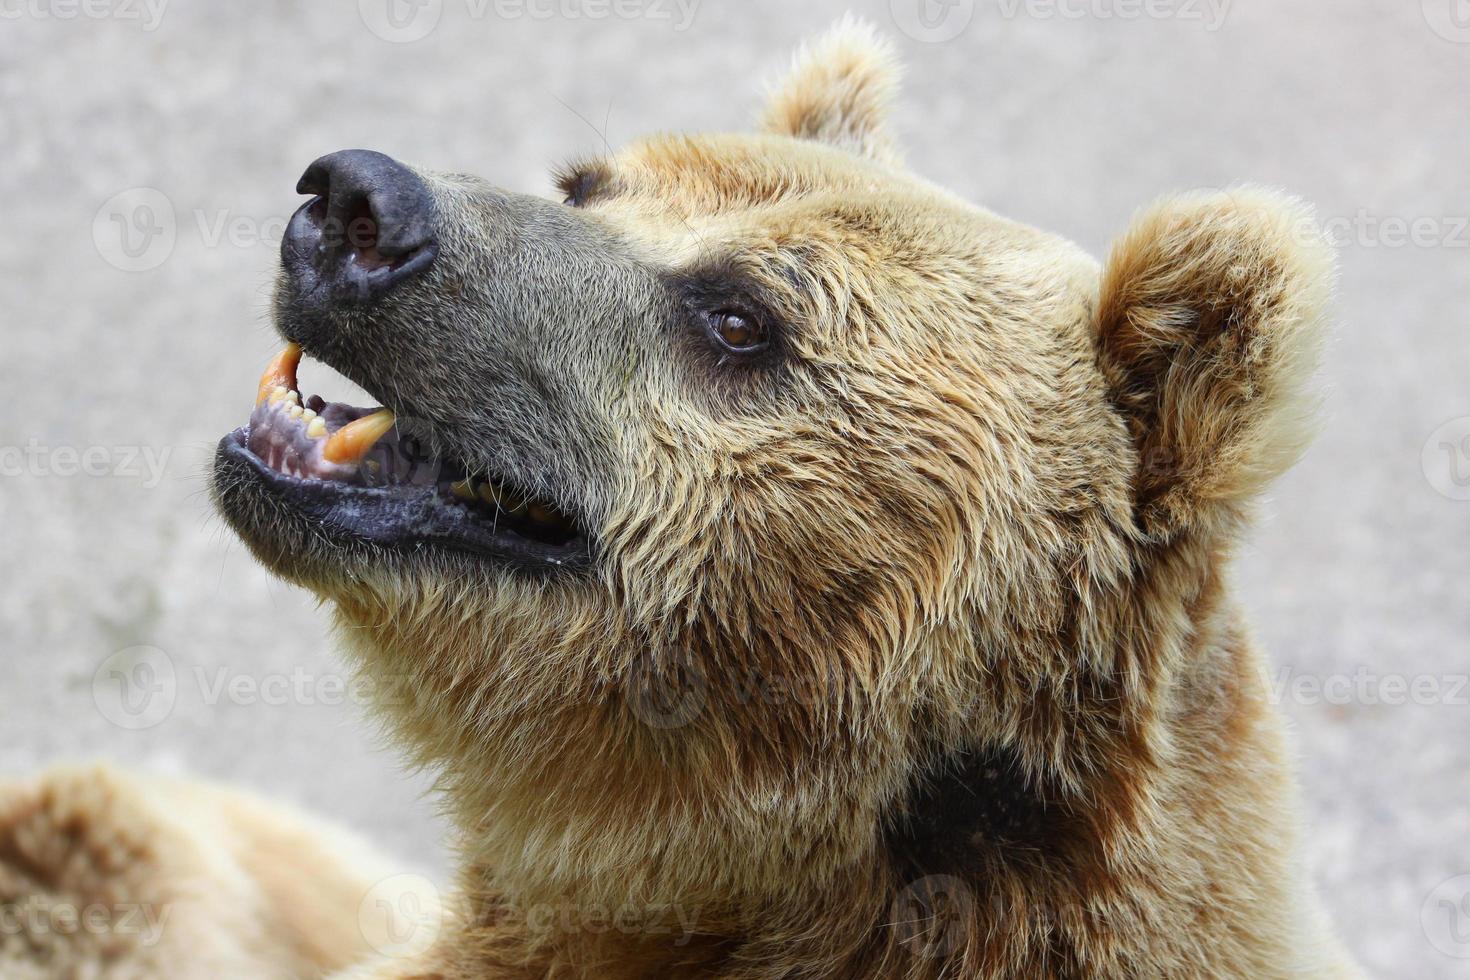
xmin=1 ymin=19 xmax=1360 ymax=980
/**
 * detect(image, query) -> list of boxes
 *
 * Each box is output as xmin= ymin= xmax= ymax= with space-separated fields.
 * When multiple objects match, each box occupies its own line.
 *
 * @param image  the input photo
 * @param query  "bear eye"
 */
xmin=707 ymin=310 xmax=769 ymax=353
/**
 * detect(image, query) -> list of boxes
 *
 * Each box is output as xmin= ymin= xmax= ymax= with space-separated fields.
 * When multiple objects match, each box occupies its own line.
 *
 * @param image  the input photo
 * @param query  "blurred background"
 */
xmin=2 ymin=0 xmax=1466 ymax=975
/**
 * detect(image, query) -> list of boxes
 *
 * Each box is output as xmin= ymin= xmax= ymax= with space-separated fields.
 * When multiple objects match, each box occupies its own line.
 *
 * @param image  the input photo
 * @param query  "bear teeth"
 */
xmin=322 ymin=410 xmax=396 ymax=465
xmin=243 ymin=347 xmax=580 ymax=542
xmin=446 ymin=474 xmax=575 ymax=535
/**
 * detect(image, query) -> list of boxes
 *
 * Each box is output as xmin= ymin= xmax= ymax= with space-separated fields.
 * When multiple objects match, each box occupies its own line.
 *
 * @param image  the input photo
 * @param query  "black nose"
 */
xmin=282 ymin=149 xmax=438 ymax=305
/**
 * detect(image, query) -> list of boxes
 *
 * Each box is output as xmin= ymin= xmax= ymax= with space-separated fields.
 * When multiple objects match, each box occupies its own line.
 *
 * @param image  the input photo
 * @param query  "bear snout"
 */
xmin=280 ymin=148 xmax=439 ymax=307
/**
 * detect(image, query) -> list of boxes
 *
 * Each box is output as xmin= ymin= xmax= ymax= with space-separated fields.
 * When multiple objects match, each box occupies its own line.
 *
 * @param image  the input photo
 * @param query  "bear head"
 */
xmin=213 ymin=18 xmax=1332 ymax=971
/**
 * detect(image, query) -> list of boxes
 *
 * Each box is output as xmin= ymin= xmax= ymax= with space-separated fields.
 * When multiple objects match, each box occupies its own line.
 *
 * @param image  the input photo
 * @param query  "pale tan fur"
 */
xmin=759 ymin=15 xmax=904 ymax=166
xmin=0 ymin=764 xmax=421 ymax=978
xmin=4 ymin=20 xmax=1360 ymax=980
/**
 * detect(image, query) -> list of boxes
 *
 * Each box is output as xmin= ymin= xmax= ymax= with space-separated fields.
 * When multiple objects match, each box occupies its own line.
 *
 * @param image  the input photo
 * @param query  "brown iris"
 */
xmin=709 ymin=310 xmax=767 ymax=352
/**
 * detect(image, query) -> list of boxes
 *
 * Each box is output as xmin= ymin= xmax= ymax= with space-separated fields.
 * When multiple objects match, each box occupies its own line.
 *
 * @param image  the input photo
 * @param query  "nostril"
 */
xmin=301 ymin=149 xmax=435 ymax=253
xmin=341 ymin=195 xmax=375 ymax=248
xmin=283 ymin=148 xmax=439 ymax=303
xmin=342 ymin=198 xmax=393 ymax=271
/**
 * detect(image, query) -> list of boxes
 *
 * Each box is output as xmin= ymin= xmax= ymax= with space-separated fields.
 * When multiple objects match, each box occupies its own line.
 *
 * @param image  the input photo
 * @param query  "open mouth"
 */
xmin=216 ymin=344 xmax=589 ymax=571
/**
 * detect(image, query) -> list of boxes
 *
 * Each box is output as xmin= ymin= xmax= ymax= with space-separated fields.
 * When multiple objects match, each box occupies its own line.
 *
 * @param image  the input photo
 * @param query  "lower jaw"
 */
xmin=214 ymin=428 xmax=591 ymax=575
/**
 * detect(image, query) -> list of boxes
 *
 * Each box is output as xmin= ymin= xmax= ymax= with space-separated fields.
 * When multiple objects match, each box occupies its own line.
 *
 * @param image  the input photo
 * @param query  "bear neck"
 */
xmin=341 ymin=536 xmax=1316 ymax=978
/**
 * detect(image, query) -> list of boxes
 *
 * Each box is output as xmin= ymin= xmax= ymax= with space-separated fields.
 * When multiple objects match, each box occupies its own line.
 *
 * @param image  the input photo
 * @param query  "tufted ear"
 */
xmin=1095 ymin=188 xmax=1335 ymax=541
xmin=759 ymin=18 xmax=903 ymax=166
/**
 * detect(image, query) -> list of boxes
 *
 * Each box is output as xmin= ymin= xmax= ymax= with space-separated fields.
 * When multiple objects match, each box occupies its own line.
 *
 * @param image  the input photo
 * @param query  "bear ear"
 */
xmin=1095 ymin=188 xmax=1335 ymax=541
xmin=759 ymin=17 xmax=903 ymax=165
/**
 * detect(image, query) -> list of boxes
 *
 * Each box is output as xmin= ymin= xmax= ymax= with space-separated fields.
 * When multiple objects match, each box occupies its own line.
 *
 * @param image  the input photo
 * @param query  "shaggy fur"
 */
xmin=0 ymin=766 xmax=412 ymax=978
xmin=3 ymin=20 xmax=1359 ymax=979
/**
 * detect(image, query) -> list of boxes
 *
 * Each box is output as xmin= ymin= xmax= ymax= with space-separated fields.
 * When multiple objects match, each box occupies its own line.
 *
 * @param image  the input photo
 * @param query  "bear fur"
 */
xmin=1 ymin=19 xmax=1359 ymax=980
xmin=0 ymin=765 xmax=418 ymax=978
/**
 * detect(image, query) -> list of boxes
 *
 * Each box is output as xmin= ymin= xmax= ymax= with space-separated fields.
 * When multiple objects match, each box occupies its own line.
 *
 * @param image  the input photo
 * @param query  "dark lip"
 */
xmin=215 ymin=427 xmax=591 ymax=574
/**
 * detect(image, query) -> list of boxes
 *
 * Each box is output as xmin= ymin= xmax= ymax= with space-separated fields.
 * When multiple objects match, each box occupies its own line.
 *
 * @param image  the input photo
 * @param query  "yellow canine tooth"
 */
xmin=267 ymin=386 xmax=288 ymax=405
xmin=450 ymin=479 xmax=476 ymax=502
xmin=322 ymin=409 xmax=395 ymax=464
xmin=256 ymin=343 xmax=302 ymax=405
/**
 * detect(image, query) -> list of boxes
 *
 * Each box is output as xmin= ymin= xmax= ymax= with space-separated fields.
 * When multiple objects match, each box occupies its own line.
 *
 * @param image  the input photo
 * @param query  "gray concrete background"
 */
xmin=2 ymin=1 xmax=1466 ymax=975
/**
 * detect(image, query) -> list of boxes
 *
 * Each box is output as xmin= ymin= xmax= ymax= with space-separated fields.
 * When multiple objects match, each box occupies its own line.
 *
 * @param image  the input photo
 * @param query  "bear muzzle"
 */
xmin=281 ymin=148 xmax=439 ymax=308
